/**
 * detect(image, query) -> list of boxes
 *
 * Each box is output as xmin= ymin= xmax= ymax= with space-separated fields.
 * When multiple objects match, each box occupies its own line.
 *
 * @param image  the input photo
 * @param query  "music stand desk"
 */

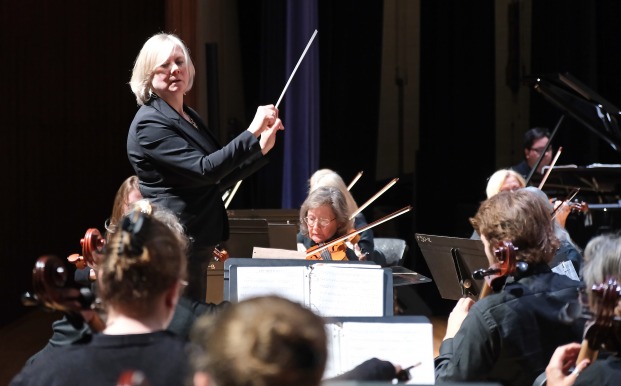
xmin=415 ymin=233 xmax=488 ymax=301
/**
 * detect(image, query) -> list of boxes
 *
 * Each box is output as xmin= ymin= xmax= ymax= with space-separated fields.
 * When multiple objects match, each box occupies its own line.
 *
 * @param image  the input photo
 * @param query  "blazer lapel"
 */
xmin=149 ymin=97 xmax=219 ymax=154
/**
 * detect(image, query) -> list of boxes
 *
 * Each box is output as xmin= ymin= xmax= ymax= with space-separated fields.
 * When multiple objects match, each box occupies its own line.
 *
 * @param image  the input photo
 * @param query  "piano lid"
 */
xmin=524 ymin=73 xmax=621 ymax=152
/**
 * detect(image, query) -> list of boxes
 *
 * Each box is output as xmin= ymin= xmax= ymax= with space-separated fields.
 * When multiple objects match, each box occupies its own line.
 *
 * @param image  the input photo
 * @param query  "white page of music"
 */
xmin=308 ymin=264 xmax=384 ymax=317
xmin=325 ymin=321 xmax=435 ymax=384
xmin=235 ymin=266 xmax=309 ymax=304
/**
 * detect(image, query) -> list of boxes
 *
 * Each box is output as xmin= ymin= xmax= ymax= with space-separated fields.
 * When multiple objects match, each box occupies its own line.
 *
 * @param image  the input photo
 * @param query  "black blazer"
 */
xmin=127 ymin=96 xmax=268 ymax=250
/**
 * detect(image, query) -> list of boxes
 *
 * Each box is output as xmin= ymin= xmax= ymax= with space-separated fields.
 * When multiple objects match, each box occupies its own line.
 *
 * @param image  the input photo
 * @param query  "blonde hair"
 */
xmin=129 ymin=33 xmax=195 ymax=105
xmin=308 ymin=169 xmax=359 ymax=214
xmin=485 ymin=169 xmax=526 ymax=198
xmin=106 ymin=176 xmax=141 ymax=235
xmin=190 ymin=296 xmax=327 ymax=386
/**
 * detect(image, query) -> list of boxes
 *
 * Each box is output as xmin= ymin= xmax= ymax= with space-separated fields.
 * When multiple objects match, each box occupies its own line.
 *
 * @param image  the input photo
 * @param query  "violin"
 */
xmin=67 ymin=228 xmax=106 ymax=270
xmin=212 ymin=244 xmax=229 ymax=262
xmin=306 ymin=241 xmax=349 ymax=261
xmin=473 ymin=241 xmax=525 ymax=299
xmin=577 ymin=278 xmax=621 ymax=363
xmin=22 ymin=255 xmax=105 ymax=332
xmin=305 ymin=206 xmax=412 ymax=261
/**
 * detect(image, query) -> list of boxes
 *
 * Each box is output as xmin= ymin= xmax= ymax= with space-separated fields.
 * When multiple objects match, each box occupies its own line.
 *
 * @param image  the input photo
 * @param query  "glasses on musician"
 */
xmin=303 ymin=216 xmax=336 ymax=228
xmin=529 ymin=146 xmax=552 ymax=154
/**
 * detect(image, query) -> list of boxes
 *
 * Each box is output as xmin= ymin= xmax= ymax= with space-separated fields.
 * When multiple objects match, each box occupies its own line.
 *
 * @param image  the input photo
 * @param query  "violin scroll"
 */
xmin=67 ymin=228 xmax=106 ymax=269
xmin=473 ymin=241 xmax=521 ymax=298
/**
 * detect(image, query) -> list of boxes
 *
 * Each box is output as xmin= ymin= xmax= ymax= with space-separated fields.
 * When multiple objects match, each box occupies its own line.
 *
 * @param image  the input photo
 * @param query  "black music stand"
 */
xmin=414 ymin=233 xmax=488 ymax=300
xmin=226 ymin=218 xmax=271 ymax=258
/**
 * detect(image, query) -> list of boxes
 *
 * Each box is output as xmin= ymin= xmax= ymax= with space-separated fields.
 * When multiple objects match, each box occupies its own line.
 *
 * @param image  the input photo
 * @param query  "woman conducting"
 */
xmin=126 ymin=33 xmax=284 ymax=302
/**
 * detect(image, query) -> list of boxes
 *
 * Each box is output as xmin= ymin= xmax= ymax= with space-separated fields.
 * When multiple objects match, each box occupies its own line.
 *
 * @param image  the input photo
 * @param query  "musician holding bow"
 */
xmin=435 ymin=189 xmax=583 ymax=386
xmin=546 ymin=233 xmax=621 ymax=386
xmin=297 ymin=186 xmax=358 ymax=261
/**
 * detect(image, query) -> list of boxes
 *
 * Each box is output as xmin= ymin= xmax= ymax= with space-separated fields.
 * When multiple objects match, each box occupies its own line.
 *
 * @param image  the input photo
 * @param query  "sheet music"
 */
xmin=551 ymin=260 xmax=580 ymax=281
xmin=323 ymin=321 xmax=435 ymax=385
xmin=308 ymin=264 xmax=384 ymax=317
xmin=236 ymin=266 xmax=307 ymax=303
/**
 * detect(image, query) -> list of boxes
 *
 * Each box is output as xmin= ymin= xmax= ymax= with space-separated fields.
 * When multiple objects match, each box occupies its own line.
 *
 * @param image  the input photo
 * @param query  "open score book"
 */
xmin=231 ymin=263 xmax=391 ymax=317
xmin=323 ymin=316 xmax=435 ymax=384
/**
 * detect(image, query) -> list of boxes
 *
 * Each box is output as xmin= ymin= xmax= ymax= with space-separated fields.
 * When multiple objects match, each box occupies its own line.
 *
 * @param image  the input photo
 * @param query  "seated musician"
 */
xmin=546 ymin=233 xmax=621 ymax=386
xmin=435 ymin=189 xmax=584 ymax=386
xmin=524 ymin=187 xmax=583 ymax=275
xmin=11 ymin=205 xmax=190 ymax=386
xmin=511 ymin=126 xmax=553 ymax=179
xmin=189 ymin=295 xmax=401 ymax=386
xmin=308 ymin=169 xmax=387 ymax=265
xmin=26 ymin=176 xmax=143 ymax=365
xmin=297 ymin=186 xmax=358 ymax=260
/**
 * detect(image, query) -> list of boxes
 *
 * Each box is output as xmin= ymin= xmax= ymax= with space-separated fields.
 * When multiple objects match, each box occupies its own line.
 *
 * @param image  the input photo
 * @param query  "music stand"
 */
xmin=414 ymin=233 xmax=488 ymax=300
xmin=226 ymin=218 xmax=271 ymax=258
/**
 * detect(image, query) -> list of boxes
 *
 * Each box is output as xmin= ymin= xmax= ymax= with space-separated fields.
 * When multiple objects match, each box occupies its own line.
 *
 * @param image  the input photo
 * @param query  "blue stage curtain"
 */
xmin=281 ymin=0 xmax=320 ymax=209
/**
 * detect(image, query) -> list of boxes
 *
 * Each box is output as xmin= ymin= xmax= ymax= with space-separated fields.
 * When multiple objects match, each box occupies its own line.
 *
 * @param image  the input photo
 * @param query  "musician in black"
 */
xmin=546 ymin=233 xmax=621 ymax=386
xmin=11 ymin=207 xmax=191 ymax=386
xmin=297 ymin=186 xmax=358 ymax=261
xmin=511 ymin=127 xmax=553 ymax=179
xmin=435 ymin=189 xmax=583 ymax=386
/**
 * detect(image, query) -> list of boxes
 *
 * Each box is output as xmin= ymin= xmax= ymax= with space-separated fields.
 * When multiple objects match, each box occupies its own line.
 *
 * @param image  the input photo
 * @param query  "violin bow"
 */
xmin=347 ymin=171 xmax=364 ymax=191
xmin=305 ymin=205 xmax=412 ymax=259
xmin=224 ymin=180 xmax=243 ymax=209
xmin=551 ymin=187 xmax=580 ymax=219
xmin=275 ymin=29 xmax=318 ymax=109
xmin=537 ymin=146 xmax=563 ymax=190
xmin=350 ymin=178 xmax=398 ymax=219
xmin=525 ymin=115 xmax=564 ymax=186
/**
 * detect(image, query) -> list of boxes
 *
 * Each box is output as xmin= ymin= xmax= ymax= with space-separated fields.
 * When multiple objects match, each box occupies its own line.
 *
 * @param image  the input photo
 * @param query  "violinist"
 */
xmin=546 ymin=233 xmax=621 ymax=386
xmin=307 ymin=169 xmax=387 ymax=265
xmin=511 ymin=126 xmax=553 ymax=179
xmin=297 ymin=186 xmax=358 ymax=261
xmin=10 ymin=206 xmax=191 ymax=386
xmin=435 ymin=189 xmax=583 ymax=386
xmin=524 ymin=187 xmax=583 ymax=275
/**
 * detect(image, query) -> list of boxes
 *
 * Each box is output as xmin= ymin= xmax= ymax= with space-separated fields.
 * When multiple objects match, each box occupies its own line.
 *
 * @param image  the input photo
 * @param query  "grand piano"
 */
xmin=525 ymin=73 xmax=621 ymax=247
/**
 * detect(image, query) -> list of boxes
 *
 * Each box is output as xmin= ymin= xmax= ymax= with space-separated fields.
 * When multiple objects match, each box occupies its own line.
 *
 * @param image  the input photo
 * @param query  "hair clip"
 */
xmin=120 ymin=209 xmax=150 ymax=256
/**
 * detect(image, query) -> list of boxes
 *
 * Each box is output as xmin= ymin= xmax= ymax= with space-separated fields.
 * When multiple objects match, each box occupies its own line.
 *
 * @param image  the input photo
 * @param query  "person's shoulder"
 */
xmin=11 ymin=345 xmax=79 ymax=385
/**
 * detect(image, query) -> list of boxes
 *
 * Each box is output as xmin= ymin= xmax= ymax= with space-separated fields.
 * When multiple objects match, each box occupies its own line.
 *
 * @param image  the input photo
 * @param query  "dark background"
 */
xmin=3 ymin=0 xmax=621 ymax=325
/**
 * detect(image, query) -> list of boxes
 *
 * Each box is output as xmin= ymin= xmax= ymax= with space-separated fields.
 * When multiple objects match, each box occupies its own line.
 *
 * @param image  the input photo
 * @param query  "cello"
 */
xmin=22 ymin=255 xmax=105 ymax=332
xmin=577 ymin=278 xmax=621 ymax=363
xmin=472 ymin=241 xmax=526 ymax=299
xmin=67 ymin=227 xmax=106 ymax=270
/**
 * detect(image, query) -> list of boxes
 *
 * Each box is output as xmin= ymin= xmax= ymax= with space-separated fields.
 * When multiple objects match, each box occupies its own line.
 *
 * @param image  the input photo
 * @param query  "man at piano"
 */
xmin=511 ymin=127 xmax=554 ymax=179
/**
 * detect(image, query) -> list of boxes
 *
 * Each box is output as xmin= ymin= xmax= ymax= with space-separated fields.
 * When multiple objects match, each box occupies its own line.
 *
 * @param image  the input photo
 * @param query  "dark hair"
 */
xmin=523 ymin=127 xmax=550 ymax=149
xmin=98 ymin=207 xmax=187 ymax=317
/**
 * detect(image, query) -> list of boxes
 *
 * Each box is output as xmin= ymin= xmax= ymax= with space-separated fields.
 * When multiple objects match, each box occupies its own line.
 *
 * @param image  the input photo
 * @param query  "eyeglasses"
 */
xmin=303 ymin=216 xmax=336 ymax=228
xmin=530 ymin=147 xmax=553 ymax=155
